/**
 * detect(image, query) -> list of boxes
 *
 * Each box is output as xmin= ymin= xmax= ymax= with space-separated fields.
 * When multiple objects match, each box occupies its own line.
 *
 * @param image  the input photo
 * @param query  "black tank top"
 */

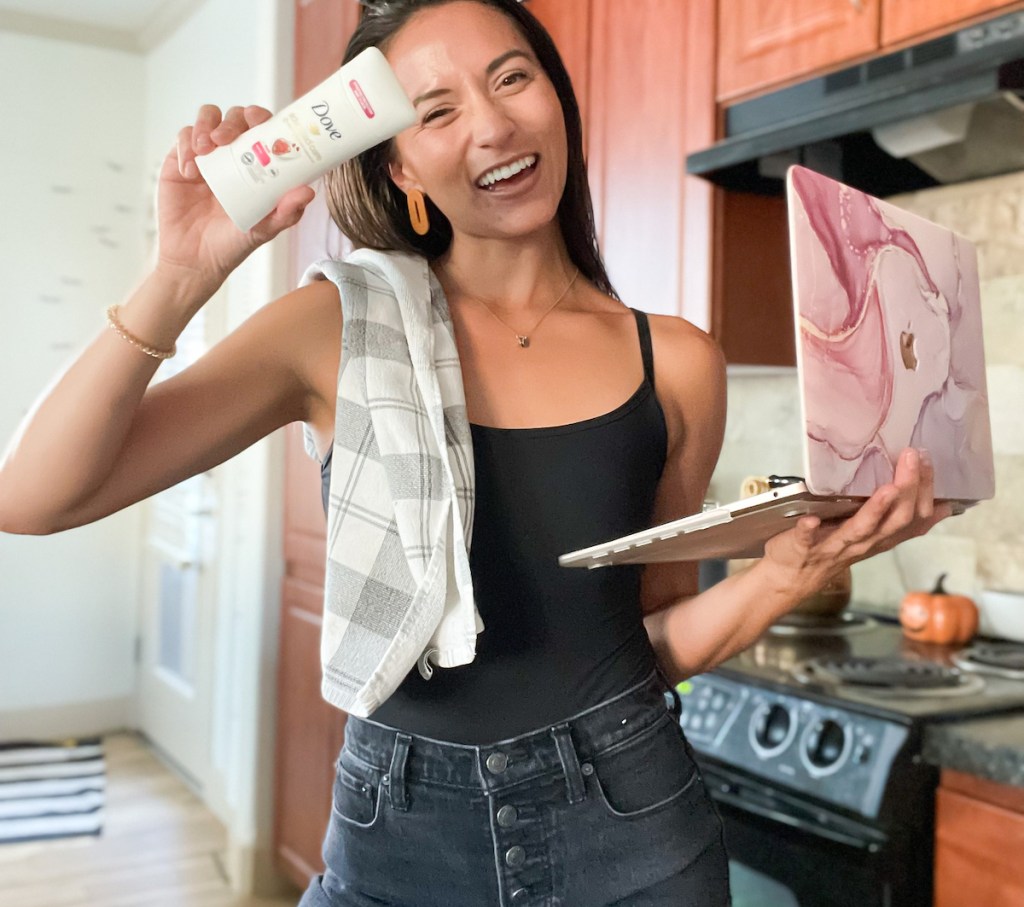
xmin=321 ymin=309 xmax=668 ymax=743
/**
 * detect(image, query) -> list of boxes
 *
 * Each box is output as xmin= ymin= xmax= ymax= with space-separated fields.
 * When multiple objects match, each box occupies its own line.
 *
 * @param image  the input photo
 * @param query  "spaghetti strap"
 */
xmin=631 ymin=308 xmax=656 ymax=389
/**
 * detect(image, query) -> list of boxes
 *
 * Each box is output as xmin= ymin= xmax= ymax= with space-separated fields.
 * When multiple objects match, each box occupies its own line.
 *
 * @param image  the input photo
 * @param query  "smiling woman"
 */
xmin=0 ymin=0 xmax=948 ymax=904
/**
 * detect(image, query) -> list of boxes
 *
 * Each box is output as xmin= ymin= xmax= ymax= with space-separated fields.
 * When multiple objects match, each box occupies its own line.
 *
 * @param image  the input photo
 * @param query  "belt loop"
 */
xmin=550 ymin=724 xmax=586 ymax=805
xmin=388 ymin=732 xmax=412 ymax=812
xmin=655 ymin=666 xmax=683 ymax=718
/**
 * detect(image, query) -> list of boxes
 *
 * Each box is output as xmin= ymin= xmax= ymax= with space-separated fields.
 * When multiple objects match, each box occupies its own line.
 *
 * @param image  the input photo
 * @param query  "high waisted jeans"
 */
xmin=298 ymin=671 xmax=731 ymax=907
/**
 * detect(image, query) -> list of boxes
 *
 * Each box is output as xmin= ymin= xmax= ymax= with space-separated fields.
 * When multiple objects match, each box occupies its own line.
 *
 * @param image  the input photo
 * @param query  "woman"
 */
xmin=0 ymin=1 xmax=948 ymax=904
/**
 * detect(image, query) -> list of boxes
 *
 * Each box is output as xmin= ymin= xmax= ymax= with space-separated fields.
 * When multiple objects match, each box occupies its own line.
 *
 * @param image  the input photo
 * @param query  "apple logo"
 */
xmin=900 ymin=330 xmax=918 ymax=370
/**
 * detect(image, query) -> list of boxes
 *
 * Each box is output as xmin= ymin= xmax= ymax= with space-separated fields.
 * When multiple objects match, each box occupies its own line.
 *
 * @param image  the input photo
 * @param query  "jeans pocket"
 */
xmin=330 ymin=749 xmax=383 ymax=829
xmin=590 ymin=712 xmax=700 ymax=820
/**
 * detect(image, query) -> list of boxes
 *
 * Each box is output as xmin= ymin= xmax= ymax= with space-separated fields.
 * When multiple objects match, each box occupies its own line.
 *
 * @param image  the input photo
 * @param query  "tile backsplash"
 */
xmin=709 ymin=171 xmax=1024 ymax=616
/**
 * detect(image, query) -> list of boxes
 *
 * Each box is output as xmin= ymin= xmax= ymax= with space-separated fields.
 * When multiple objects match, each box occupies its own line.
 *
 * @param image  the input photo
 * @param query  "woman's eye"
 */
xmin=499 ymin=70 xmax=529 ymax=88
xmin=422 ymin=107 xmax=452 ymax=124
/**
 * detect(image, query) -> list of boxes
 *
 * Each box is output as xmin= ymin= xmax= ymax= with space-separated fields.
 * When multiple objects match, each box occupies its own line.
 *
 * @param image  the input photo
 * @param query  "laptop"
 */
xmin=559 ymin=165 xmax=995 ymax=568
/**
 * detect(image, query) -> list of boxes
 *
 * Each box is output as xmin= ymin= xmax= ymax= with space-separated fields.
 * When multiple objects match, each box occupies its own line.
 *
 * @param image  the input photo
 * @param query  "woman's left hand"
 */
xmin=762 ymin=447 xmax=952 ymax=598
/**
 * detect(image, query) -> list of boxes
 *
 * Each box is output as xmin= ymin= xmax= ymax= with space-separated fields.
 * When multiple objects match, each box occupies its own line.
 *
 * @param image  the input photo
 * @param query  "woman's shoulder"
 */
xmin=645 ymin=312 xmax=726 ymax=385
xmin=237 ymin=276 xmax=341 ymax=401
xmin=642 ymin=312 xmax=726 ymax=445
xmin=259 ymin=277 xmax=342 ymax=338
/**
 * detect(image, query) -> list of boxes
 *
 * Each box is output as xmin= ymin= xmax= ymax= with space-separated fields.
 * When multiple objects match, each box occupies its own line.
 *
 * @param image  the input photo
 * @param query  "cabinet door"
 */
xmin=295 ymin=0 xmax=363 ymax=96
xmin=882 ymin=0 xmax=1017 ymax=46
xmin=587 ymin=0 xmax=691 ymax=316
xmin=291 ymin=0 xmax=361 ymax=287
xmin=275 ymin=425 xmax=333 ymax=889
xmin=275 ymin=1 xmax=361 ymax=890
xmin=717 ymin=0 xmax=881 ymax=101
xmin=934 ymin=771 xmax=1024 ymax=907
xmin=274 ymin=576 xmax=347 ymax=890
xmin=525 ymin=0 xmax=592 ymax=135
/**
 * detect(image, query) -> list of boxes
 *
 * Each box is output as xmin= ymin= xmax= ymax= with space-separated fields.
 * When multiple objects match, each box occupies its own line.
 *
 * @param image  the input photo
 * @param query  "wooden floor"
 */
xmin=0 ymin=732 xmax=300 ymax=907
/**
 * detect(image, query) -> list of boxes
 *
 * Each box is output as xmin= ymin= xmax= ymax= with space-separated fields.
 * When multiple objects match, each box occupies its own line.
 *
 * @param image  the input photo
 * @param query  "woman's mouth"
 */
xmin=476 ymin=154 xmax=538 ymax=190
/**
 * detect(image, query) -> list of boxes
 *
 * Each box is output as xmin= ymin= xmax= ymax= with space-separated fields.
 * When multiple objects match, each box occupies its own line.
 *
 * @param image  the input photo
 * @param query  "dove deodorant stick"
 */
xmin=196 ymin=47 xmax=416 ymax=232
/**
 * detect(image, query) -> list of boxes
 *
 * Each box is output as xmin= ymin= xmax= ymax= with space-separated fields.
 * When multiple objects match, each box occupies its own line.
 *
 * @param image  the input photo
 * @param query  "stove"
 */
xmin=676 ymin=615 xmax=1024 ymax=907
xmin=721 ymin=616 xmax=1024 ymax=718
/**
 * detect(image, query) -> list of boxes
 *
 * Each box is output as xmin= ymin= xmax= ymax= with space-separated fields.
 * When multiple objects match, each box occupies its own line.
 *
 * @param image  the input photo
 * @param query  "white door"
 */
xmin=135 ymin=296 xmax=221 ymax=792
xmin=136 ymin=470 xmax=220 ymax=790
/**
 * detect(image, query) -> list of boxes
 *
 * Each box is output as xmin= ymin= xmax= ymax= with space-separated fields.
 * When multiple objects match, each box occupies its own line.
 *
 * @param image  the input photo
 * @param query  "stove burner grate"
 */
xmin=964 ymin=642 xmax=1024 ymax=672
xmin=769 ymin=612 xmax=877 ymax=637
xmin=811 ymin=656 xmax=964 ymax=689
xmin=953 ymin=641 xmax=1024 ymax=680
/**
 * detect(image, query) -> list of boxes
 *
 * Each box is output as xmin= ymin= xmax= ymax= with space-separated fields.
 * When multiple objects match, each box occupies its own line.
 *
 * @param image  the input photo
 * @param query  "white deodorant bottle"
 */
xmin=197 ymin=47 xmax=416 ymax=232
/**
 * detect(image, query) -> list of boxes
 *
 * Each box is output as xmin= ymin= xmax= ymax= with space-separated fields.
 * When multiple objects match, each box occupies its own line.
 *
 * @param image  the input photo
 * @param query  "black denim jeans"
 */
xmin=299 ymin=671 xmax=730 ymax=906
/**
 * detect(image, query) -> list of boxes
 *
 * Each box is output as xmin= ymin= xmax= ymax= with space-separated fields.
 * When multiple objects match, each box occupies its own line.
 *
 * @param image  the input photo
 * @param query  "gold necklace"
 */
xmin=447 ymin=267 xmax=580 ymax=349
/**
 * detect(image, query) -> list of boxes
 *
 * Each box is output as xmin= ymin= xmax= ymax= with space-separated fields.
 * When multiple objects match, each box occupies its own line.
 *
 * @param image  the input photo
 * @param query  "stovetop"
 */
xmin=715 ymin=614 xmax=1024 ymax=721
xmin=678 ymin=616 xmax=1024 ymax=821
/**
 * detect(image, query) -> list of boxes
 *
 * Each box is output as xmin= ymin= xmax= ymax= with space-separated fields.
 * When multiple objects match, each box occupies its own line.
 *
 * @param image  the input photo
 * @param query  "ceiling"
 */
xmin=0 ymin=0 xmax=202 ymax=50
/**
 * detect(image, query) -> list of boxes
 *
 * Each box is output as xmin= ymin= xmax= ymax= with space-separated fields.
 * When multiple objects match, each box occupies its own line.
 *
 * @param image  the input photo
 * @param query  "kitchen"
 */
xmin=675 ymin=3 xmax=1024 ymax=905
xmin=2 ymin=0 xmax=1024 ymax=905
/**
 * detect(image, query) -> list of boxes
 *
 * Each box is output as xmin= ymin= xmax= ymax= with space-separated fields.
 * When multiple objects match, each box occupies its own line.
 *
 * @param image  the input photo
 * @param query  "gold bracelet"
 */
xmin=105 ymin=305 xmax=177 ymax=360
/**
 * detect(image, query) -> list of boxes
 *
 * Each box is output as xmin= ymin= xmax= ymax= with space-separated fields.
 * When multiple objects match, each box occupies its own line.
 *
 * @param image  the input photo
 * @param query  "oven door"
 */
xmin=701 ymin=764 xmax=932 ymax=907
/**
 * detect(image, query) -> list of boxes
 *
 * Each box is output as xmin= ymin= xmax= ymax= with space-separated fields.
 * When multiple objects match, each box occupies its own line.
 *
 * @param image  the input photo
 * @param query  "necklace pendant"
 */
xmin=516 ymin=335 xmax=530 ymax=348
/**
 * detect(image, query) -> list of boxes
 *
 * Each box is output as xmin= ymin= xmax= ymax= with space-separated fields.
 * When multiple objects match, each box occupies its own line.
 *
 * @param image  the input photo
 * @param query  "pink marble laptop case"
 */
xmin=787 ymin=165 xmax=995 ymax=501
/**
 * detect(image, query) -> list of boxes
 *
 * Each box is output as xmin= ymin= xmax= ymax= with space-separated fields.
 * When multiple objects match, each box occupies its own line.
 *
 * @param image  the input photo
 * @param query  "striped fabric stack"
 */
xmin=0 ymin=738 xmax=105 ymax=844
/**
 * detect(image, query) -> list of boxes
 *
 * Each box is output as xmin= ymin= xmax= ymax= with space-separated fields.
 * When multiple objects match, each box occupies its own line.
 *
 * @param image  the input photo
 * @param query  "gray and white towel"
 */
xmin=300 ymin=249 xmax=480 ymax=717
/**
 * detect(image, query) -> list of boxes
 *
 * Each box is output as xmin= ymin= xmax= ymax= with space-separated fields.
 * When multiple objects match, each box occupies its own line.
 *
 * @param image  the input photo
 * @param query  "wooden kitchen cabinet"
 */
xmin=275 ymin=2 xmax=361 ymax=889
xmin=294 ymin=0 xmax=362 ymax=96
xmin=881 ymin=0 xmax=1019 ymax=47
xmin=275 ymin=576 xmax=345 ymax=889
xmin=706 ymin=0 xmax=1024 ymax=364
xmin=716 ymin=0 xmax=881 ymax=102
xmin=718 ymin=0 xmax=1024 ymax=102
xmin=934 ymin=769 xmax=1024 ymax=907
xmin=524 ymin=0 xmax=592 ymax=138
xmin=275 ymin=422 xmax=342 ymax=890
xmin=532 ymin=0 xmax=700 ymax=319
xmin=584 ymin=0 xmax=693 ymax=316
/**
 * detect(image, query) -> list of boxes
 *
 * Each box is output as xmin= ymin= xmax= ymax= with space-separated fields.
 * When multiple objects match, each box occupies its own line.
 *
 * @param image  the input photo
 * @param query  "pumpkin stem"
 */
xmin=932 ymin=573 xmax=948 ymax=594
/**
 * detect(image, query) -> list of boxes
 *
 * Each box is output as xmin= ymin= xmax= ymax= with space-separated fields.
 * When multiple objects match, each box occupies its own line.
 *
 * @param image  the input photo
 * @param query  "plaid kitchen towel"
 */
xmin=300 ymin=249 xmax=480 ymax=717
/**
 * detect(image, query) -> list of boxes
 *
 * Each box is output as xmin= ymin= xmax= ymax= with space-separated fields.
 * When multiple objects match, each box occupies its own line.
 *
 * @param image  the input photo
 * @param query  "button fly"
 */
xmin=486 ymin=752 xmax=509 ymax=774
xmin=510 ymin=887 xmax=529 ymax=904
xmin=505 ymin=845 xmax=526 ymax=867
xmin=496 ymin=804 xmax=518 ymax=827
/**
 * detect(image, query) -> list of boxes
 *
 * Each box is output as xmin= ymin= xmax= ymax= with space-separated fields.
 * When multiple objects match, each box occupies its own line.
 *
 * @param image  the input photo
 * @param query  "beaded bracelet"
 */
xmin=105 ymin=305 xmax=177 ymax=360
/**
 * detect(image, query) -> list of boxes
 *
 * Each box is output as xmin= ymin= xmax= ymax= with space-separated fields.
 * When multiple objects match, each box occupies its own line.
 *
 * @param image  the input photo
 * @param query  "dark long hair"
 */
xmin=325 ymin=0 xmax=618 ymax=298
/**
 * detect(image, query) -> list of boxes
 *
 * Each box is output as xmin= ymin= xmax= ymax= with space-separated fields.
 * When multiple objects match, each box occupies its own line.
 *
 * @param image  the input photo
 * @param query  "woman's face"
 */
xmin=386 ymin=1 xmax=568 ymax=245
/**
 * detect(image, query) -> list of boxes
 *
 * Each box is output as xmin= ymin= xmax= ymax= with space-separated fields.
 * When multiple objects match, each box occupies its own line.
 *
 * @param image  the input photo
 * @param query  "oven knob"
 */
xmin=754 ymin=704 xmax=793 ymax=751
xmin=806 ymin=719 xmax=846 ymax=769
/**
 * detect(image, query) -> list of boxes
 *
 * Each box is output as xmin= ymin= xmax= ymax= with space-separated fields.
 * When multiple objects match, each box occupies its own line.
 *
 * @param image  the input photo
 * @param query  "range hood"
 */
xmin=686 ymin=9 xmax=1024 ymax=197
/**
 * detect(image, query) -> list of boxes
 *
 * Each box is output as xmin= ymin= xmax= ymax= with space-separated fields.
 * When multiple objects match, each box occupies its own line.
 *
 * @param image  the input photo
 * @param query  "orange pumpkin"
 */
xmin=899 ymin=575 xmax=978 ymax=645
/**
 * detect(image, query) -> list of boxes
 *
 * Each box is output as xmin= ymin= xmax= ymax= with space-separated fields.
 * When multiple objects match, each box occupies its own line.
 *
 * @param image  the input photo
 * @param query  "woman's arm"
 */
xmin=0 ymin=104 xmax=325 ymax=534
xmin=639 ymin=316 xmax=728 ymax=618
xmin=647 ymin=451 xmax=947 ymax=680
xmin=0 ymin=277 xmax=340 ymax=534
xmin=640 ymin=321 xmax=949 ymax=682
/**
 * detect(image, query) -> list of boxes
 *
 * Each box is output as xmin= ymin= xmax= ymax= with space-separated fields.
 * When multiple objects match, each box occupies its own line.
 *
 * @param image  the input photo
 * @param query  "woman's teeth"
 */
xmin=477 ymin=155 xmax=537 ymax=188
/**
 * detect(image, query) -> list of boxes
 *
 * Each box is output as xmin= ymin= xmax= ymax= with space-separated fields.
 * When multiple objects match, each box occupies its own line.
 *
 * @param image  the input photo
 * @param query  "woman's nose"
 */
xmin=468 ymin=96 xmax=516 ymax=146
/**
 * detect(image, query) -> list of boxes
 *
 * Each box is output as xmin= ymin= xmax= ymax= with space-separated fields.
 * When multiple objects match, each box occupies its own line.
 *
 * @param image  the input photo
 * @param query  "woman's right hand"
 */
xmin=156 ymin=104 xmax=316 ymax=294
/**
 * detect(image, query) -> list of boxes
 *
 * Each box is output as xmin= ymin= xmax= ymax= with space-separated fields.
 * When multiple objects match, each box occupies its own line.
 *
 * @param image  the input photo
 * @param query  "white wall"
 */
xmin=1 ymin=1 xmax=295 ymax=895
xmin=0 ymin=31 xmax=147 ymax=733
xmin=142 ymin=0 xmax=294 ymax=895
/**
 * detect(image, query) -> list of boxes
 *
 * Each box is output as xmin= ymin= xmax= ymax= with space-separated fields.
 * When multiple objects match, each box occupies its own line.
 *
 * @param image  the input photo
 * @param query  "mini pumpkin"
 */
xmin=899 ymin=574 xmax=978 ymax=645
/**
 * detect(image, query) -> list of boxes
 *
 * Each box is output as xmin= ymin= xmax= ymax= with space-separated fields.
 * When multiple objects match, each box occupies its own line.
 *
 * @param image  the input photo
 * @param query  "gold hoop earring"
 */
xmin=407 ymin=188 xmax=430 ymax=236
